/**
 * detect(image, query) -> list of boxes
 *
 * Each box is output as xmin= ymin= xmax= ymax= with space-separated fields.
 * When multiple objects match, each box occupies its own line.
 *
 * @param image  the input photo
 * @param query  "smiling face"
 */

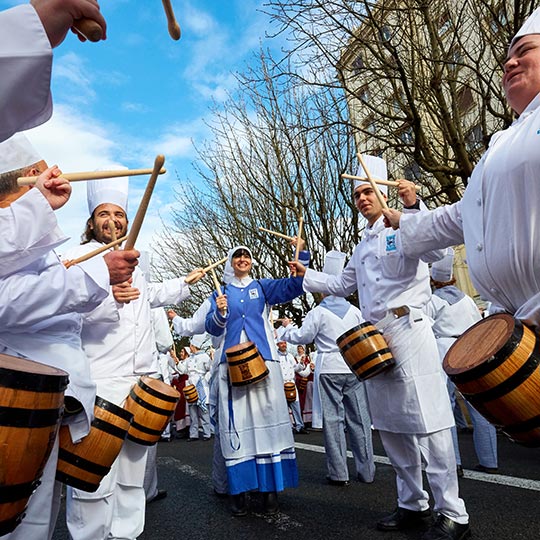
xmin=503 ymin=35 xmax=540 ymax=114
xmin=231 ymin=248 xmax=252 ymax=278
xmin=90 ymin=203 xmax=128 ymax=244
xmin=353 ymin=184 xmax=387 ymax=225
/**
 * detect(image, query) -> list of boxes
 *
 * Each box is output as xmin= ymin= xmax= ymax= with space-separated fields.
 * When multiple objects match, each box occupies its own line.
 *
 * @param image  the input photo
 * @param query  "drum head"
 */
xmin=443 ymin=313 xmax=515 ymax=375
xmin=0 ymin=353 xmax=67 ymax=377
xmin=225 ymin=341 xmax=255 ymax=356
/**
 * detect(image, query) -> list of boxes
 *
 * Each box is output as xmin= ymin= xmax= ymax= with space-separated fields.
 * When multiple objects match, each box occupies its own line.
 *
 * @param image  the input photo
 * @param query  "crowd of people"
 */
xmin=2 ymin=2 xmax=540 ymax=540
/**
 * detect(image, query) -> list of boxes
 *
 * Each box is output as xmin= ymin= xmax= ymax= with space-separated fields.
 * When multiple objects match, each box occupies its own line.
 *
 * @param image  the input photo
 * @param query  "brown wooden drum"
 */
xmin=337 ymin=322 xmax=395 ymax=380
xmin=56 ymin=396 xmax=133 ymax=492
xmin=183 ymin=384 xmax=198 ymax=404
xmin=284 ymin=382 xmax=297 ymax=403
xmin=0 ymin=354 xmax=68 ymax=536
xmin=225 ymin=341 xmax=269 ymax=386
xmin=444 ymin=313 xmax=540 ymax=447
xmin=124 ymin=376 xmax=180 ymax=446
xmin=296 ymin=376 xmax=308 ymax=392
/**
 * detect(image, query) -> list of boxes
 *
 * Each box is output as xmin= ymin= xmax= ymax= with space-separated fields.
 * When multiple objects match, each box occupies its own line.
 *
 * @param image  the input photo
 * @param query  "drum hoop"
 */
xmin=130 ymin=420 xmax=164 ymax=436
xmin=55 ymin=471 xmax=99 ymax=493
xmin=227 ymin=351 xmax=263 ymax=366
xmin=0 ymin=405 xmax=62 ymax=428
xmin=127 ymin=391 xmax=174 ymax=416
xmin=137 ymin=379 xmax=179 ymax=403
xmin=230 ymin=369 xmax=269 ymax=386
xmin=95 ymin=396 xmax=134 ymax=422
xmin=92 ymin=417 xmax=131 ymax=439
xmin=0 ymin=367 xmax=69 ymax=393
xmin=58 ymin=448 xmax=110 ymax=477
xmin=449 ymin=321 xmax=524 ymax=383
xmin=359 ymin=360 xmax=395 ymax=380
xmin=349 ymin=348 xmax=393 ymax=372
xmin=226 ymin=343 xmax=256 ymax=358
xmin=339 ymin=329 xmax=383 ymax=351
xmin=503 ymin=413 xmax=540 ymax=434
xmin=126 ymin=434 xmax=155 ymax=446
xmin=337 ymin=322 xmax=374 ymax=343
xmin=462 ymin=348 xmax=540 ymax=404
xmin=0 ymin=479 xmax=40 ymax=503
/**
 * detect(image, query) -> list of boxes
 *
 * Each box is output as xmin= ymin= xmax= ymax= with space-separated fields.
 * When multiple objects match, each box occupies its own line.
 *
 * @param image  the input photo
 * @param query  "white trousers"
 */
xmin=379 ymin=428 xmax=468 ymax=524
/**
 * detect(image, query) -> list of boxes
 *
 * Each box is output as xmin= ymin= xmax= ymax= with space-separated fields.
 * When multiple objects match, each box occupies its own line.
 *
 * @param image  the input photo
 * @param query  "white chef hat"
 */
xmin=190 ymin=333 xmax=208 ymax=349
xmin=87 ymin=166 xmax=129 ymax=215
xmin=431 ymin=248 xmax=454 ymax=282
xmin=354 ymin=155 xmax=388 ymax=195
xmin=0 ymin=133 xmax=41 ymax=174
xmin=223 ymin=245 xmax=253 ymax=284
xmin=322 ymin=250 xmax=346 ymax=276
xmin=510 ymin=8 xmax=540 ymax=49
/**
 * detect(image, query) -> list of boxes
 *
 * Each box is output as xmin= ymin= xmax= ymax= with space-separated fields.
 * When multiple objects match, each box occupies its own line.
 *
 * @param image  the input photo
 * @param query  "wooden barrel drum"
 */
xmin=296 ymin=376 xmax=308 ymax=392
xmin=337 ymin=322 xmax=395 ymax=380
xmin=124 ymin=377 xmax=180 ymax=446
xmin=56 ymin=397 xmax=133 ymax=492
xmin=225 ymin=341 xmax=269 ymax=386
xmin=444 ymin=313 xmax=540 ymax=447
xmin=0 ymin=354 xmax=68 ymax=535
xmin=183 ymin=384 xmax=199 ymax=404
xmin=284 ymin=382 xmax=297 ymax=403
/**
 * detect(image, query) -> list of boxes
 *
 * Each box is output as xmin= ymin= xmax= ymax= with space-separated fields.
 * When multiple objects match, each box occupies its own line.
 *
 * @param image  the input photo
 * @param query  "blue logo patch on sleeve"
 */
xmin=386 ymin=234 xmax=397 ymax=252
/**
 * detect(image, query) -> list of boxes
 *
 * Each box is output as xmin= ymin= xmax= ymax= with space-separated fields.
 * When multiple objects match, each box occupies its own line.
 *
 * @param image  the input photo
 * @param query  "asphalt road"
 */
xmin=51 ymin=428 xmax=540 ymax=540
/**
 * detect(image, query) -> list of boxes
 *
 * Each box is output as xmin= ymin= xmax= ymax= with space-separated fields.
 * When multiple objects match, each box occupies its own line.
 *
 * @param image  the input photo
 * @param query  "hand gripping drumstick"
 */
xmin=17 ymin=167 xmax=167 ymax=186
xmin=64 ymin=236 xmax=127 ymax=268
xmin=357 ymin=153 xmax=389 ymax=211
xmin=341 ymin=173 xmax=420 ymax=191
xmin=124 ymin=155 xmax=165 ymax=250
xmin=162 ymin=0 xmax=181 ymax=40
xmin=73 ymin=19 xmax=104 ymax=42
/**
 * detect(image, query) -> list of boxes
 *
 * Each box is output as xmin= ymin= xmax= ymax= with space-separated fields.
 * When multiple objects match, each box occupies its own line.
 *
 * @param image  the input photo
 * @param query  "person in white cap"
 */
xmin=383 ymin=7 xmax=540 ymax=331
xmin=0 ymin=133 xmax=136 ymax=540
xmin=0 ymin=0 xmax=106 ymax=143
xmin=204 ymin=242 xmax=310 ymax=517
xmin=291 ymin=155 xmax=470 ymax=540
xmin=62 ymin=175 xmax=204 ymax=540
xmin=174 ymin=333 xmax=212 ymax=441
xmin=425 ymin=249 xmax=498 ymax=476
xmin=278 ymin=250 xmax=375 ymax=486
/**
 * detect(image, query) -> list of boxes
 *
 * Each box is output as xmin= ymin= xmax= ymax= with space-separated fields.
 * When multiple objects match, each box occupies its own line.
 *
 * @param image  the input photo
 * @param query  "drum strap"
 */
xmin=227 ymin=376 xmax=241 ymax=452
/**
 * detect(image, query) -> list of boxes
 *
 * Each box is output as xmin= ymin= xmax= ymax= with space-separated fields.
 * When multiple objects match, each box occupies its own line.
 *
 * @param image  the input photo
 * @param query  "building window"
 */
xmin=490 ymin=8 xmax=508 ymax=34
xmin=399 ymin=126 xmax=413 ymax=145
xmin=357 ymin=85 xmax=371 ymax=104
xmin=438 ymin=12 xmax=452 ymax=36
xmin=466 ymin=124 xmax=483 ymax=152
xmin=404 ymin=161 xmax=421 ymax=181
xmin=352 ymin=54 xmax=365 ymax=75
xmin=380 ymin=25 xmax=392 ymax=42
xmin=457 ymin=86 xmax=474 ymax=113
xmin=364 ymin=116 xmax=377 ymax=134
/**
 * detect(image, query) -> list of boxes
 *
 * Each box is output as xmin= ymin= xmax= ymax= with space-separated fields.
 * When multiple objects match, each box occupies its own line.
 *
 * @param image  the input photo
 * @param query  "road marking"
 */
xmin=158 ymin=456 xmax=304 ymax=530
xmin=294 ymin=442 xmax=540 ymax=492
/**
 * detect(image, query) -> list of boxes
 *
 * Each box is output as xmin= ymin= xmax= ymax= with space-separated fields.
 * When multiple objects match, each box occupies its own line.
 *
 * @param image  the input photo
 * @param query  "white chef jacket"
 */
xmin=171 ymin=299 xmax=210 ymax=336
xmin=0 ymin=188 xmax=65 ymax=277
xmin=400 ymin=93 xmax=540 ymax=327
xmin=278 ymin=351 xmax=311 ymax=382
xmin=277 ymin=303 xmax=364 ymax=374
xmin=0 ymin=4 xmax=53 ymax=142
xmin=0 ymin=250 xmax=109 ymax=441
xmin=63 ymin=240 xmax=190 ymax=380
xmin=175 ymin=351 xmax=211 ymax=403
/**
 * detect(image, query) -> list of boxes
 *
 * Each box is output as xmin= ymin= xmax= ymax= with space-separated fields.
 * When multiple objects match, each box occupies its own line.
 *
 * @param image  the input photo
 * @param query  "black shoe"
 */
xmin=377 ymin=507 xmax=432 ymax=531
xmin=203 ymin=436 xmax=212 ymax=441
xmin=456 ymin=465 xmax=464 ymax=478
xmin=474 ymin=463 xmax=498 ymax=474
xmin=262 ymin=491 xmax=279 ymax=515
xmin=213 ymin=489 xmax=228 ymax=499
xmin=230 ymin=492 xmax=248 ymax=517
xmin=421 ymin=515 xmax=471 ymax=540
xmin=187 ymin=437 xmax=199 ymax=442
xmin=159 ymin=436 xmax=171 ymax=442
xmin=296 ymin=427 xmax=310 ymax=435
xmin=326 ymin=476 xmax=350 ymax=486
xmin=357 ymin=473 xmax=374 ymax=484
xmin=148 ymin=489 xmax=167 ymax=504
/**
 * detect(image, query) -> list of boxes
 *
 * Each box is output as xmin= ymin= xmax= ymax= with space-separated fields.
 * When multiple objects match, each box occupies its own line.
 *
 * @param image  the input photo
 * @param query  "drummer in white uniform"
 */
xmin=0 ymin=0 xmax=106 ymax=143
xmin=383 ymin=8 xmax=540 ymax=331
xmin=290 ymin=156 xmax=470 ymax=540
xmin=62 ymin=175 xmax=203 ymax=540
xmin=0 ymin=134 xmax=135 ymax=540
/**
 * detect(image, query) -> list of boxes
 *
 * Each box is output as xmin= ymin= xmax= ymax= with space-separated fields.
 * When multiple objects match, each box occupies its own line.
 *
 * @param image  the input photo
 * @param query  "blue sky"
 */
xmin=3 ymin=0 xmax=280 ymax=255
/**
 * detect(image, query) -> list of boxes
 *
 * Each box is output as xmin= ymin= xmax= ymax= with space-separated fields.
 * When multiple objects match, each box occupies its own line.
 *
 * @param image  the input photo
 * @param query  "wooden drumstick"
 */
xmin=209 ymin=262 xmax=223 ymax=295
xmin=63 ymin=236 xmax=127 ymax=268
xmin=17 ymin=167 xmax=167 ymax=186
xmin=294 ymin=217 xmax=304 ymax=263
xmin=108 ymin=220 xmax=119 ymax=250
xmin=161 ymin=0 xmax=181 ymax=40
xmin=72 ymin=18 xmax=104 ymax=42
xmin=202 ymin=256 xmax=228 ymax=273
xmin=357 ymin=153 xmax=389 ymax=211
xmin=341 ymin=173 xmax=421 ymax=191
xmin=124 ymin=155 xmax=165 ymax=251
xmin=258 ymin=227 xmax=295 ymax=241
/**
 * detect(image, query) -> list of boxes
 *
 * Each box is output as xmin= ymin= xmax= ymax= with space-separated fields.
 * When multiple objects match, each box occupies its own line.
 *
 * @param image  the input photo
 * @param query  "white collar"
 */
xmin=230 ymin=276 xmax=254 ymax=287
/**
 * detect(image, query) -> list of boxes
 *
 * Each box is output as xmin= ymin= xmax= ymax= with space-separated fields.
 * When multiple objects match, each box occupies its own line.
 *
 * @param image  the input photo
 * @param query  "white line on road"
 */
xmin=294 ymin=442 xmax=540 ymax=492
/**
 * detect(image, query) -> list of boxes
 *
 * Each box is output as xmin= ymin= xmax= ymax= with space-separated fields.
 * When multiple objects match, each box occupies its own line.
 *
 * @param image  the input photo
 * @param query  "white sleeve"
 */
xmin=147 ymin=277 xmax=190 ymax=307
xmin=0 ymin=5 xmax=53 ymax=142
xmin=171 ymin=300 xmax=211 ymax=337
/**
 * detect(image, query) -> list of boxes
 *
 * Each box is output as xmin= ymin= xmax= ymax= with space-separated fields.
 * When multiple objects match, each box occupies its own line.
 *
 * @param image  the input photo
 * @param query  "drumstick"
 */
xmin=63 ymin=236 xmax=127 ymax=268
xmin=17 ymin=167 xmax=167 ymax=186
xmin=202 ymin=256 xmax=228 ymax=273
xmin=209 ymin=261 xmax=226 ymax=315
xmin=124 ymin=155 xmax=165 ymax=250
xmin=108 ymin=220 xmax=119 ymax=250
xmin=341 ymin=173 xmax=420 ymax=191
xmin=357 ymin=153 xmax=389 ymax=211
xmin=258 ymin=227 xmax=295 ymax=241
xmin=161 ymin=0 xmax=181 ymax=40
xmin=294 ymin=217 xmax=304 ymax=263
xmin=72 ymin=18 xmax=103 ymax=42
